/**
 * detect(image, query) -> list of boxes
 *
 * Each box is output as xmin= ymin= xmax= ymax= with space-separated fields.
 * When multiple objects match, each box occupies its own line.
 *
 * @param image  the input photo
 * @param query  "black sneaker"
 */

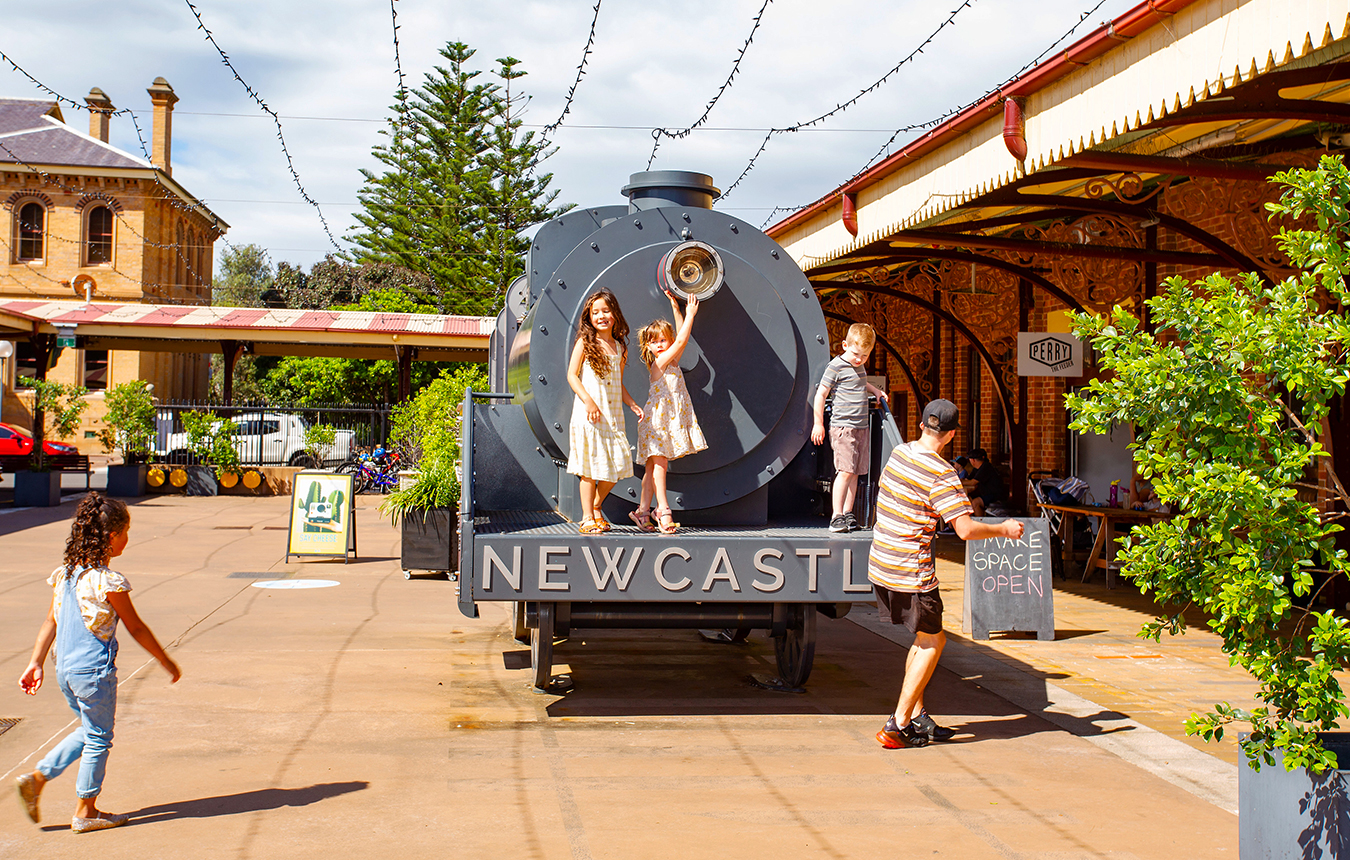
xmin=877 ymin=715 xmax=929 ymax=749
xmin=829 ymin=515 xmax=849 ymax=533
xmin=844 ymin=512 xmax=860 ymax=531
xmin=912 ymin=711 xmax=956 ymax=742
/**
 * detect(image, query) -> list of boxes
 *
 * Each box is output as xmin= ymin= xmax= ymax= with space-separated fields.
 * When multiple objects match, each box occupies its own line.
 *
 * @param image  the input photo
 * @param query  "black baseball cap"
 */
xmin=921 ymin=399 xmax=961 ymax=433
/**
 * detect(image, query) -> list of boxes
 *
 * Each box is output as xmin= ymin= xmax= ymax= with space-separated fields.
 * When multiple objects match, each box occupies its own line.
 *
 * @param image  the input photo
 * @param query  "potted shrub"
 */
xmin=383 ymin=365 xmax=486 ymax=573
xmin=99 ymin=380 xmax=156 ymax=497
xmin=15 ymin=377 xmax=86 ymax=507
xmin=171 ymin=409 xmax=227 ymax=496
xmin=297 ymin=422 xmax=338 ymax=470
xmin=1067 ymin=155 xmax=1350 ymax=852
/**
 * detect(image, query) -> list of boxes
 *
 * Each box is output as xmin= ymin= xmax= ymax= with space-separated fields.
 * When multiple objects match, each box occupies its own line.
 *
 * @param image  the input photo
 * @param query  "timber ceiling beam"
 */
xmin=989 ymin=192 xmax=1269 ymax=278
xmin=808 ymin=248 xmax=1087 ymax=314
xmin=1062 ymin=151 xmax=1285 ymax=181
xmin=892 ymin=229 xmax=1227 ymax=267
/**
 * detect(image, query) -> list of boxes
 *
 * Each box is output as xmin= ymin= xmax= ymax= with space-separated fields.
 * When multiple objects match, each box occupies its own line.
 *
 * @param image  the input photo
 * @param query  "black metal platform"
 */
xmin=473 ymin=509 xmax=873 ymax=540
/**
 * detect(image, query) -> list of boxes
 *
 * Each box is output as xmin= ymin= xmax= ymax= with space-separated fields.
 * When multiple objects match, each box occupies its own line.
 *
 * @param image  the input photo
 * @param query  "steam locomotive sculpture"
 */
xmin=456 ymin=170 xmax=900 ymax=690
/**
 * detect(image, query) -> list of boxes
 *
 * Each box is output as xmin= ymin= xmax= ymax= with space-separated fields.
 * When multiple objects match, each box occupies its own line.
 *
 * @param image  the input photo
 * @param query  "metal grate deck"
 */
xmin=0 ymin=717 xmax=19 ymax=738
xmin=474 ymin=510 xmax=871 ymax=539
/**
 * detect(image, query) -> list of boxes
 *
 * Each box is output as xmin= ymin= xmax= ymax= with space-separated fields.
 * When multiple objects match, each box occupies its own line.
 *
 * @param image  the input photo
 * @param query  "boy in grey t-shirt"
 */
xmin=811 ymin=323 xmax=888 ymax=532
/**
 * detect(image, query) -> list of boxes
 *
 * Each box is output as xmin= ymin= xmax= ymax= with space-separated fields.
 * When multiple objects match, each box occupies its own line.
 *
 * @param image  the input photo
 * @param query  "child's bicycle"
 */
xmin=337 ymin=446 xmax=402 ymax=494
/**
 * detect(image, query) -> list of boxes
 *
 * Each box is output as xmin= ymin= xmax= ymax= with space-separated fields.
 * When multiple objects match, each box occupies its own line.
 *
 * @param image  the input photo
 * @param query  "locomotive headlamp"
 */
xmin=659 ymin=241 xmax=724 ymax=300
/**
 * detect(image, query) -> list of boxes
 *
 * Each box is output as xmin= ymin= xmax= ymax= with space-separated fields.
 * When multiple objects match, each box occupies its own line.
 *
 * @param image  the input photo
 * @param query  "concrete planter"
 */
xmin=400 ymin=507 xmax=458 ymax=573
xmin=1240 ymin=733 xmax=1350 ymax=857
xmin=106 ymin=464 xmax=148 ymax=498
xmin=14 ymin=470 xmax=61 ymax=507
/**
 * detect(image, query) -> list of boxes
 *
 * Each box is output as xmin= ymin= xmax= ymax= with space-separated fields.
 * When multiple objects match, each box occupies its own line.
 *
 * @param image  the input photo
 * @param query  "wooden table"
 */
xmin=1034 ymin=502 xmax=1169 ymax=588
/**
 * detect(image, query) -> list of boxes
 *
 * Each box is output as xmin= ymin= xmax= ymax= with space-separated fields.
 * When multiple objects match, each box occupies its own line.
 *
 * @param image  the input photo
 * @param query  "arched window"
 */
xmin=86 ymin=205 xmax=113 ymax=265
xmin=15 ymin=201 xmax=44 ymax=262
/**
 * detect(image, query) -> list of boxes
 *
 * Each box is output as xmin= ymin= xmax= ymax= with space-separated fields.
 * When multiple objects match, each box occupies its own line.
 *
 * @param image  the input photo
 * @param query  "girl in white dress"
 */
xmin=634 ymin=292 xmax=706 ymax=534
xmin=566 ymin=289 xmax=644 ymax=534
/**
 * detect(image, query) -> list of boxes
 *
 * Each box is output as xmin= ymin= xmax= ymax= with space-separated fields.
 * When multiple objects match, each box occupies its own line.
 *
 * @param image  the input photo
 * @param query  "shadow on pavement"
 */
xmin=127 ymin=781 xmax=370 ymax=823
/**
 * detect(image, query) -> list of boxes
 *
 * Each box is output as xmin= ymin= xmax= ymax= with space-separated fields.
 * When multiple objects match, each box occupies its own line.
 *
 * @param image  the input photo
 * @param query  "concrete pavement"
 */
xmin=1 ymin=494 xmax=1240 ymax=857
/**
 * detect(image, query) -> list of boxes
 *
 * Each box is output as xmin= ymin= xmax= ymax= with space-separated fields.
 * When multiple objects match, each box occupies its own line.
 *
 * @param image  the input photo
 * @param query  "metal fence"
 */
xmin=155 ymin=401 xmax=394 ymax=466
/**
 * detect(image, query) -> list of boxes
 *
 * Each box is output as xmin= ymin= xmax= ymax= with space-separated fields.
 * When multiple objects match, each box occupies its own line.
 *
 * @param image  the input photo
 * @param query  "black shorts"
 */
xmin=874 ymin=586 xmax=944 ymax=634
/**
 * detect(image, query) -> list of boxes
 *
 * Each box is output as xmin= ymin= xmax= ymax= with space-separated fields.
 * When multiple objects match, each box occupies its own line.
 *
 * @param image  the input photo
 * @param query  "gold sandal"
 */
xmin=579 ymin=518 xmax=605 ymax=535
xmin=628 ymin=507 xmax=656 ymax=532
xmin=656 ymin=507 xmax=679 ymax=535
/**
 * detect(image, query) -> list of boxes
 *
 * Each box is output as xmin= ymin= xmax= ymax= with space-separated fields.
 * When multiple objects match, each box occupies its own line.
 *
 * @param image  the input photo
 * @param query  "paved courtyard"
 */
xmin=0 ymin=493 xmax=1241 ymax=857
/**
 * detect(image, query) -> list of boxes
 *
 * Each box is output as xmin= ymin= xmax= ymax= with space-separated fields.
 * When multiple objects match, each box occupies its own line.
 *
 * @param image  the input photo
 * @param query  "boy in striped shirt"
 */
xmin=871 ymin=399 xmax=1024 ymax=748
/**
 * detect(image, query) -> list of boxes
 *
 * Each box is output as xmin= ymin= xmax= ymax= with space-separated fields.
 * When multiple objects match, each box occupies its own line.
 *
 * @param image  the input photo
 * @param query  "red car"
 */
xmin=0 ymin=422 xmax=79 ymax=456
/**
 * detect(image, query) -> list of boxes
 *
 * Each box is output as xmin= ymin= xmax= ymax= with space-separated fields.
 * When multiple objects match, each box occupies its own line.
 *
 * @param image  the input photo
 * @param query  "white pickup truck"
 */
xmin=158 ymin=411 xmax=356 ymax=467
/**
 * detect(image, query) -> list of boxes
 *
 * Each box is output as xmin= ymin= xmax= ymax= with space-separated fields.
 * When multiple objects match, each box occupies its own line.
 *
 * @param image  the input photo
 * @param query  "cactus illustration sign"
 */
xmin=286 ymin=471 xmax=356 ymax=562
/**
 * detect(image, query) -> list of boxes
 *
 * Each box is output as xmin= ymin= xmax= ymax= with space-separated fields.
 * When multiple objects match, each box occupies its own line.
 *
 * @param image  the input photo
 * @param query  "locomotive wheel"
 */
xmin=512 ymin=601 xmax=530 ymax=644
xmin=531 ymin=602 xmax=555 ymax=690
xmin=773 ymin=604 xmax=817 ymax=688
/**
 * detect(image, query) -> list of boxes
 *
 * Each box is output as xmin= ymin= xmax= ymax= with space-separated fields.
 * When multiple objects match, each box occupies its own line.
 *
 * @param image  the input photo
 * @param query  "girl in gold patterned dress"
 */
xmin=566 ymin=289 xmax=645 ymax=534
xmin=634 ymin=292 xmax=706 ymax=534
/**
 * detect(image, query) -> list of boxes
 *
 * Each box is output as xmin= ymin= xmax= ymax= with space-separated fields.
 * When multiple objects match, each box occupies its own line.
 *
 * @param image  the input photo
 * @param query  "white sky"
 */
xmin=3 ymin=0 xmax=1142 ymax=272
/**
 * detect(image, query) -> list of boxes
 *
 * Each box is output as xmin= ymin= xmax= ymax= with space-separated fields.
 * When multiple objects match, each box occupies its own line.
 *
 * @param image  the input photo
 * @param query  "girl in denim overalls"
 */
xmin=15 ymin=493 xmax=181 ymax=834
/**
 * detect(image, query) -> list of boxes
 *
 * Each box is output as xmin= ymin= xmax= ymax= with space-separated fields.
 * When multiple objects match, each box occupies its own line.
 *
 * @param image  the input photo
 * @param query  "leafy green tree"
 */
xmin=1067 ymin=154 xmax=1350 ymax=774
xmin=480 ymin=56 xmax=565 ymax=302
xmin=214 ymin=243 xmax=274 ymax=307
xmin=258 ymin=288 xmax=445 ymax=403
xmin=381 ymin=364 xmax=488 ymax=522
xmin=348 ymin=42 xmax=567 ymax=315
xmin=99 ymin=380 xmax=157 ymax=464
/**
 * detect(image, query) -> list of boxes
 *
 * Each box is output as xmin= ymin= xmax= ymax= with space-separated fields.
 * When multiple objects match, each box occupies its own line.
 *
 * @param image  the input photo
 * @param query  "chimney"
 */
xmin=146 ymin=77 xmax=178 ymax=175
xmin=85 ymin=88 xmax=114 ymax=142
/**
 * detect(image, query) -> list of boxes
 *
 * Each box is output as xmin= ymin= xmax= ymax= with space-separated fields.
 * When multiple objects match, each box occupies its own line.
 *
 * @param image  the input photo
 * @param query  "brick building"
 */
xmin=0 ymin=78 xmax=226 ymax=451
xmin=768 ymin=0 xmax=1350 ymax=508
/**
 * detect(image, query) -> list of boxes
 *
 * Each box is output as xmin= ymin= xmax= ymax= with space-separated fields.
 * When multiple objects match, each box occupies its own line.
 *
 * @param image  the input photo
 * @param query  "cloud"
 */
xmin=2 ymin=0 xmax=1140 ymax=269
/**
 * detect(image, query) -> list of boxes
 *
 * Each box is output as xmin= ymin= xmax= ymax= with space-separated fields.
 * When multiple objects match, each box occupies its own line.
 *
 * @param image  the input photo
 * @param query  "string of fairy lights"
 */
xmin=646 ymin=0 xmax=775 ymax=170
xmin=0 ymin=1 xmax=1128 ymax=280
xmin=539 ymin=0 xmax=604 ymax=148
xmin=180 ymin=0 xmax=340 ymax=253
xmin=754 ymin=0 xmax=1115 ymax=227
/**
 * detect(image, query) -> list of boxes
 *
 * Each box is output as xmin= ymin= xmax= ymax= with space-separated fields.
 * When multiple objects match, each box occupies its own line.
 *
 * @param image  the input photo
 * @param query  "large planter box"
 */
xmin=149 ymin=465 xmax=219 ymax=497
xmin=1240 ymin=732 xmax=1350 ymax=857
xmin=182 ymin=465 xmax=218 ymax=496
xmin=14 ymin=470 xmax=61 ymax=507
xmin=106 ymin=464 xmax=147 ymax=498
xmin=401 ymin=508 xmax=458 ymax=572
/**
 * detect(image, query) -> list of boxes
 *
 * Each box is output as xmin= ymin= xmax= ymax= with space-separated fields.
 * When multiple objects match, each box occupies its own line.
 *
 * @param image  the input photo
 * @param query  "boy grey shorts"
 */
xmin=830 ymin=425 xmax=869 ymax=474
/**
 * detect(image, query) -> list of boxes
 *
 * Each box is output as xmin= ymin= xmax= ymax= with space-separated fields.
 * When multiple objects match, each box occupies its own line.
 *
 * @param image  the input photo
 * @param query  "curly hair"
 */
xmin=63 ymin=492 xmax=130 ymax=573
xmin=576 ymin=289 xmax=629 ymax=377
xmin=638 ymin=319 xmax=675 ymax=368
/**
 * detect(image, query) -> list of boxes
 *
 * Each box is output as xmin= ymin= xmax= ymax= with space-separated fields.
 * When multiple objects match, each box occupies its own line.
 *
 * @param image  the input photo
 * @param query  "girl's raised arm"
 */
xmin=654 ymin=295 xmax=699 ymax=373
xmin=567 ymin=339 xmax=603 ymax=424
xmin=668 ymin=292 xmax=684 ymax=330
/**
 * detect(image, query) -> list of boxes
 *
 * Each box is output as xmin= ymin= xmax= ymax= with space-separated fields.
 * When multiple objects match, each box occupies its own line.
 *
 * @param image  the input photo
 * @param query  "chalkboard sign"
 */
xmin=962 ymin=517 xmax=1053 ymax=640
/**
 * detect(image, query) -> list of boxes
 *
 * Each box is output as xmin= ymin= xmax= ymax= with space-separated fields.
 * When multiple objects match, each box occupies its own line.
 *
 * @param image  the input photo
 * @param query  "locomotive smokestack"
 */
xmin=621 ymin=170 xmax=720 ymax=213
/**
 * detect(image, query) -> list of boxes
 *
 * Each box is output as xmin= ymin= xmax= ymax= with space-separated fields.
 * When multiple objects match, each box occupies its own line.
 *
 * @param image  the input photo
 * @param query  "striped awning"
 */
xmin=0 ymin=299 xmax=494 ymax=361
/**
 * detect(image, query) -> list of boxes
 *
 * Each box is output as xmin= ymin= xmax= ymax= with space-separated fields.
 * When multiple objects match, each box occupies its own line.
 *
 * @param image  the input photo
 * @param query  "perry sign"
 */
xmin=1017 ymin=332 xmax=1083 ymax=377
xmin=473 ymin=534 xmax=876 ymax=602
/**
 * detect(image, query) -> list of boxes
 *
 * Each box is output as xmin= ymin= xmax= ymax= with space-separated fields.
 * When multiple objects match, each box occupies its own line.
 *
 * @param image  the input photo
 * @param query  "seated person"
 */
xmin=953 ymin=456 xmax=970 ymax=480
xmin=960 ymin=448 xmax=1006 ymax=516
xmin=1130 ymin=474 xmax=1169 ymax=514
